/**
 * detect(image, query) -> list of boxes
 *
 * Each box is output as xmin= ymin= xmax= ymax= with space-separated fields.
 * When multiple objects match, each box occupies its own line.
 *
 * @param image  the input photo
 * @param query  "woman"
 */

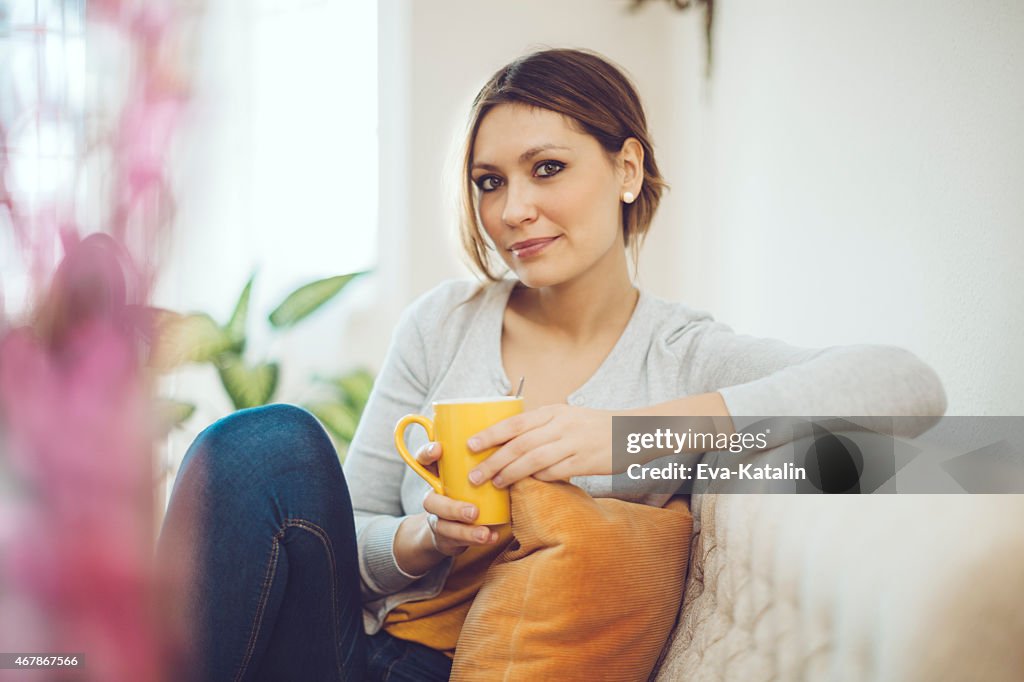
xmin=158 ymin=48 xmax=945 ymax=680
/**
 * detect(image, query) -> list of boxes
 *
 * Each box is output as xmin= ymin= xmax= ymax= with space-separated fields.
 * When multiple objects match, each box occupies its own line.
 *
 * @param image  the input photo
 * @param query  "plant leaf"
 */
xmin=153 ymin=398 xmax=196 ymax=437
xmin=306 ymin=400 xmax=360 ymax=444
xmin=328 ymin=368 xmax=375 ymax=413
xmin=150 ymin=310 xmax=235 ymax=371
xmin=217 ymin=355 xmax=279 ymax=410
xmin=268 ymin=271 xmax=366 ymax=329
xmin=334 ymin=441 xmax=350 ymax=463
xmin=225 ymin=273 xmax=254 ymax=350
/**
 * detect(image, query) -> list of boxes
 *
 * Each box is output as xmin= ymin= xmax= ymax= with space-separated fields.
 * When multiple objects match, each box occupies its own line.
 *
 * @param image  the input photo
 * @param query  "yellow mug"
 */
xmin=394 ymin=397 xmax=523 ymax=526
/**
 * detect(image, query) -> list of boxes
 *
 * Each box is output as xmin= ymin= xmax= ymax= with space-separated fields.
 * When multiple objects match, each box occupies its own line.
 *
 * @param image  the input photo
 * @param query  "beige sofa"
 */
xmin=653 ymin=461 xmax=1024 ymax=680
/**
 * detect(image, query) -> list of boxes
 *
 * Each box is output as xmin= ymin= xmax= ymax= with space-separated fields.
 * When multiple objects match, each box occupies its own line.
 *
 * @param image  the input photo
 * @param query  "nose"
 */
xmin=500 ymin=180 xmax=538 ymax=228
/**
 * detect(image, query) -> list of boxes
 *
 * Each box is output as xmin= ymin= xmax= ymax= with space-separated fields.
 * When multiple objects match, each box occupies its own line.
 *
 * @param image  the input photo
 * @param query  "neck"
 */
xmin=520 ymin=252 xmax=638 ymax=343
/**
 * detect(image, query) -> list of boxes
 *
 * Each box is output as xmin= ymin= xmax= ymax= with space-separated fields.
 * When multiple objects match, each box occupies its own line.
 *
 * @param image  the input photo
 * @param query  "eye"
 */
xmin=474 ymin=175 xmax=503 ymax=192
xmin=535 ymin=161 xmax=565 ymax=178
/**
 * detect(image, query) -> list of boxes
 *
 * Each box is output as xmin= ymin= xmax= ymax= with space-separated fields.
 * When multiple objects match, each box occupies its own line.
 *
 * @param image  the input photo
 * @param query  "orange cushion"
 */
xmin=451 ymin=477 xmax=693 ymax=681
xmin=383 ymin=525 xmax=513 ymax=657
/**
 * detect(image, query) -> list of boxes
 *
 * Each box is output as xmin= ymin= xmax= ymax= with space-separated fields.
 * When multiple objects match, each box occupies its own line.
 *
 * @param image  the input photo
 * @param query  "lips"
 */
xmin=508 ymin=236 xmax=559 ymax=258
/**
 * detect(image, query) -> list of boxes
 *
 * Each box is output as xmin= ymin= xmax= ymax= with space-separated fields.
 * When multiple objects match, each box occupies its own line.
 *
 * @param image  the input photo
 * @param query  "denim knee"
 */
xmin=182 ymin=403 xmax=339 ymax=488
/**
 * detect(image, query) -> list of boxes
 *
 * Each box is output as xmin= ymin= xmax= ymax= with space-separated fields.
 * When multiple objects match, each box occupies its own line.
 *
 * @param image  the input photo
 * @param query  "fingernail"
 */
xmin=489 ymin=531 xmax=499 ymax=543
xmin=475 ymin=528 xmax=488 ymax=542
xmin=467 ymin=437 xmax=480 ymax=451
xmin=468 ymin=471 xmax=483 ymax=485
xmin=492 ymin=475 xmax=504 ymax=488
xmin=430 ymin=443 xmax=439 ymax=454
xmin=462 ymin=506 xmax=477 ymax=521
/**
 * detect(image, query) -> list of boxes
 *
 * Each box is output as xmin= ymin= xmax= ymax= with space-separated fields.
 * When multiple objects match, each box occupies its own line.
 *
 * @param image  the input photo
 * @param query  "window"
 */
xmin=0 ymin=0 xmax=87 ymax=318
xmin=161 ymin=0 xmax=378 ymax=321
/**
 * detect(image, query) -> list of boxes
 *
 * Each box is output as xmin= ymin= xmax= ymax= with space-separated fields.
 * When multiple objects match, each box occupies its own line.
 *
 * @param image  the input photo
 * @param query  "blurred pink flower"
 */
xmin=0 ymin=236 xmax=163 ymax=680
xmin=117 ymin=94 xmax=187 ymax=210
xmin=0 ymin=1 xmax=200 ymax=678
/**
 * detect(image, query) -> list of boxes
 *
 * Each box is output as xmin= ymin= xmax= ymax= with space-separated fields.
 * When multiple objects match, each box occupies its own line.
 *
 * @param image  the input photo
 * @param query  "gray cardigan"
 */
xmin=342 ymin=279 xmax=946 ymax=632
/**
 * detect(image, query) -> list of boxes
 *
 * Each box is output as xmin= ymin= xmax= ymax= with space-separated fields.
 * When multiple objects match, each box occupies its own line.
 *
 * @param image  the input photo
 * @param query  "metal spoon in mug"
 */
xmin=515 ymin=376 xmax=525 ymax=398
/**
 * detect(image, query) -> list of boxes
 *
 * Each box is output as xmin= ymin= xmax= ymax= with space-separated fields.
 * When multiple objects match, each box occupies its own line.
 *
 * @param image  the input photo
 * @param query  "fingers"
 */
xmin=434 ymin=517 xmax=499 ymax=547
xmin=467 ymin=407 xmax=555 ymax=453
xmin=470 ymin=422 xmax=561 ymax=486
xmin=423 ymin=489 xmax=477 ymax=523
xmin=533 ymin=456 xmax=578 ymax=482
xmin=491 ymin=440 xmax=571 ymax=488
xmin=414 ymin=442 xmax=442 ymax=476
xmin=415 ymin=441 xmax=441 ymax=465
xmin=422 ymin=492 xmax=500 ymax=552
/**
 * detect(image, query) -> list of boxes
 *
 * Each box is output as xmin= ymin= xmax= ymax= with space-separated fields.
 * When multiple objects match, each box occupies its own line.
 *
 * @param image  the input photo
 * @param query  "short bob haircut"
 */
xmin=459 ymin=48 xmax=667 ymax=281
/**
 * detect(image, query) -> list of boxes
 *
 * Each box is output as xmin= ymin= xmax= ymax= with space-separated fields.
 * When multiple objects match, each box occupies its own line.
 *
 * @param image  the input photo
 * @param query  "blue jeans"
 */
xmin=157 ymin=404 xmax=453 ymax=681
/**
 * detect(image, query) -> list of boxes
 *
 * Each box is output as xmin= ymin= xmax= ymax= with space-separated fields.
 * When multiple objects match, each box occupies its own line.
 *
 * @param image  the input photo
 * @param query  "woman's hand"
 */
xmin=417 ymin=442 xmax=502 ymax=555
xmin=393 ymin=442 xmax=501 ymax=575
xmin=466 ymin=405 xmax=614 ymax=488
xmin=464 ymin=393 xmax=735 ymax=490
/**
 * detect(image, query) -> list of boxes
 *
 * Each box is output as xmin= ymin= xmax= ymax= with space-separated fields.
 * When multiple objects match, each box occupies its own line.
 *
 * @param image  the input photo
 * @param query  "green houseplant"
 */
xmin=152 ymin=271 xmax=373 ymax=459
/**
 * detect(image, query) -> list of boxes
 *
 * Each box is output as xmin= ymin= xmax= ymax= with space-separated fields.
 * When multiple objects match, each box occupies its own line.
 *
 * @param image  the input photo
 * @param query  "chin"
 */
xmin=511 ymin=264 xmax=575 ymax=289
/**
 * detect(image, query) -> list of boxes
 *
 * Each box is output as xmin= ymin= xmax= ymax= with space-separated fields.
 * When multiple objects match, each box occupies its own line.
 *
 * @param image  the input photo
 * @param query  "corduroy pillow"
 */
xmin=451 ymin=477 xmax=692 ymax=681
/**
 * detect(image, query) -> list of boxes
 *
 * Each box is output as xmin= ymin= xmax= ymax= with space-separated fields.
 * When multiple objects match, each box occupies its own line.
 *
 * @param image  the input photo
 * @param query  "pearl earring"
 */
xmin=622 ymin=191 xmax=635 ymax=204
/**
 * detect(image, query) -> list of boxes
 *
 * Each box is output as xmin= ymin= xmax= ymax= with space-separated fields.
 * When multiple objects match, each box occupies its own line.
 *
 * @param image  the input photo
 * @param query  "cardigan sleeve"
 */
xmin=676 ymin=319 xmax=947 ymax=442
xmin=343 ymin=289 xmax=461 ymax=604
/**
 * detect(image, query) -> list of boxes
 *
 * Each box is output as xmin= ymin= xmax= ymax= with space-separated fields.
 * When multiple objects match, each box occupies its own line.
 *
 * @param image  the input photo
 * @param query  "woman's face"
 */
xmin=470 ymin=103 xmax=627 ymax=289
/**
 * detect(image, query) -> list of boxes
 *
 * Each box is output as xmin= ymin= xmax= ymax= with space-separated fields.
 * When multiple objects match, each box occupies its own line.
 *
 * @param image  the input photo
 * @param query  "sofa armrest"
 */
xmin=655 ymin=446 xmax=1024 ymax=680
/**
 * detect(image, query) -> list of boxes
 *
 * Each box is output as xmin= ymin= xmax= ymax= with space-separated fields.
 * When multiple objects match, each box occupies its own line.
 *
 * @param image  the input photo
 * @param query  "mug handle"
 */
xmin=394 ymin=414 xmax=444 ymax=495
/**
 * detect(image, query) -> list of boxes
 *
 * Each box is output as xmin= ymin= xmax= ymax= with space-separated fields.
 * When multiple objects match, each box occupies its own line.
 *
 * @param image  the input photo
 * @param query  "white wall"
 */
xmin=668 ymin=1 xmax=1023 ymax=415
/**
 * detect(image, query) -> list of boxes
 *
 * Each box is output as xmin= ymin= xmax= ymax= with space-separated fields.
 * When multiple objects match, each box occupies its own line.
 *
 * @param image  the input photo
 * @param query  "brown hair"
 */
xmin=459 ymin=48 xmax=667 ymax=281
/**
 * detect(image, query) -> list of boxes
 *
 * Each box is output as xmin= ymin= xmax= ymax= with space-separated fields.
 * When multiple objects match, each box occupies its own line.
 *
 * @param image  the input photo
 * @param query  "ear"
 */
xmin=618 ymin=138 xmax=644 ymax=198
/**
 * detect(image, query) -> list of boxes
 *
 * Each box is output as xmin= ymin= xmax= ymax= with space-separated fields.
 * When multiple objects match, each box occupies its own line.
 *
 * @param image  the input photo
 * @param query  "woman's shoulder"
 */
xmin=637 ymin=290 xmax=719 ymax=341
xmin=405 ymin=274 xmax=505 ymax=315
xmin=389 ymin=278 xmax=511 ymax=383
xmin=403 ymin=278 xmax=512 ymax=331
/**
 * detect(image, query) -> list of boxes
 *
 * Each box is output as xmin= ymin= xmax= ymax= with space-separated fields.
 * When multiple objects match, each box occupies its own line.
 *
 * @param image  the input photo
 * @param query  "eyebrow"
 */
xmin=471 ymin=144 xmax=571 ymax=172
